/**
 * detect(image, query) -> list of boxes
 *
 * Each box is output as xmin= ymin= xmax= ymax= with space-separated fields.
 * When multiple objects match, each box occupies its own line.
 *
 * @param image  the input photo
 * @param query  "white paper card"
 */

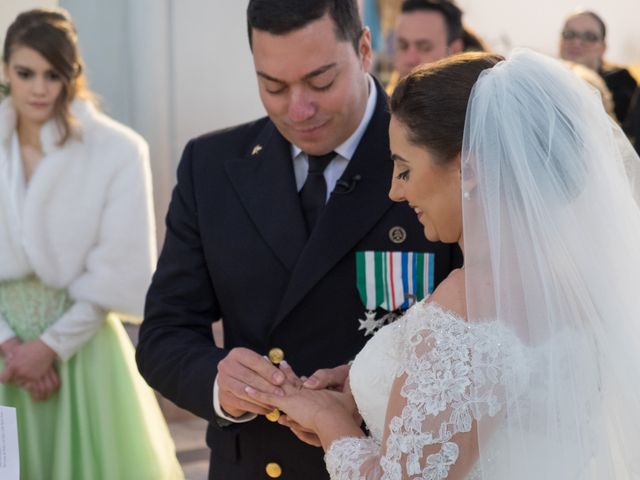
xmin=0 ymin=406 xmax=19 ymax=480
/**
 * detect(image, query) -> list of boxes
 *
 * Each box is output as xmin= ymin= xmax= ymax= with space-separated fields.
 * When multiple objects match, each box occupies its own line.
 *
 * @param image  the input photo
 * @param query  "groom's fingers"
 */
xmin=218 ymin=348 xmax=286 ymax=416
xmin=218 ymin=348 xmax=285 ymax=393
xmin=244 ymin=385 xmax=284 ymax=411
xmin=219 ymin=377 xmax=274 ymax=416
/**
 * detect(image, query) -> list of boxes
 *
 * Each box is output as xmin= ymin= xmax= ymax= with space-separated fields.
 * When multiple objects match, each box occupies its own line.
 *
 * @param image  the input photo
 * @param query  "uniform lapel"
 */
xmin=274 ymin=83 xmax=394 ymax=324
xmin=224 ymin=121 xmax=307 ymax=272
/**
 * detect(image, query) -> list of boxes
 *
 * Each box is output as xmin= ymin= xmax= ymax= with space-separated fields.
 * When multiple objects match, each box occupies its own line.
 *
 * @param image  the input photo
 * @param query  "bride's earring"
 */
xmin=463 ymin=191 xmax=471 ymax=200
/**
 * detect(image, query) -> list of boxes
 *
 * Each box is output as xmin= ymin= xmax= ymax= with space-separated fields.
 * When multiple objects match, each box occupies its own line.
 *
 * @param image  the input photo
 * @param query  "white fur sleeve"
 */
xmin=67 ymin=138 xmax=156 ymax=318
xmin=40 ymin=301 xmax=105 ymax=361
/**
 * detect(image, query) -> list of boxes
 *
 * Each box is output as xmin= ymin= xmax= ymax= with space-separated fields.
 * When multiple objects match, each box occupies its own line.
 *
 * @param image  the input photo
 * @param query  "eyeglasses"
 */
xmin=561 ymin=29 xmax=602 ymax=43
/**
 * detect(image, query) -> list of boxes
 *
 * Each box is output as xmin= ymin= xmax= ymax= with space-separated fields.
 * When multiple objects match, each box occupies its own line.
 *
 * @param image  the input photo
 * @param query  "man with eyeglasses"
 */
xmin=559 ymin=10 xmax=637 ymax=124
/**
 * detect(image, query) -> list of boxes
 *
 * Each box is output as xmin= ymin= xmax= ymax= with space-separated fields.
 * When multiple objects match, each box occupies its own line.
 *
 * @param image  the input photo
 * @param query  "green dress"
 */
xmin=0 ymin=277 xmax=184 ymax=480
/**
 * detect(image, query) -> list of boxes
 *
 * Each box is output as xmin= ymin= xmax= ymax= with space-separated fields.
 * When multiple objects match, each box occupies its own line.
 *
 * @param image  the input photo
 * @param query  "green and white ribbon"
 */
xmin=356 ymin=251 xmax=435 ymax=311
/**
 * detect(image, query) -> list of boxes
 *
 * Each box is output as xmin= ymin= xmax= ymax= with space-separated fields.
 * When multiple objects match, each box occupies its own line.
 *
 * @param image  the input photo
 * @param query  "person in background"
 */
xmin=386 ymin=0 xmax=487 ymax=94
xmin=625 ymin=86 xmax=640 ymax=154
xmin=0 ymin=8 xmax=183 ymax=479
xmin=565 ymin=60 xmax=616 ymax=120
xmin=559 ymin=10 xmax=637 ymax=124
xmin=136 ymin=0 xmax=461 ymax=478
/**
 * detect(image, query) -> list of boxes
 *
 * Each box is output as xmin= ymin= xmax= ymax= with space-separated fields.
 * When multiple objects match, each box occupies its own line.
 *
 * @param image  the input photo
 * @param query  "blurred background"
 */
xmin=2 ymin=0 xmax=638 ymax=249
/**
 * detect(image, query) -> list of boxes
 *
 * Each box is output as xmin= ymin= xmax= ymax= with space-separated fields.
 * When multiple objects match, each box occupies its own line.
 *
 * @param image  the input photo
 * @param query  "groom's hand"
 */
xmin=217 ymin=347 xmax=285 ymax=418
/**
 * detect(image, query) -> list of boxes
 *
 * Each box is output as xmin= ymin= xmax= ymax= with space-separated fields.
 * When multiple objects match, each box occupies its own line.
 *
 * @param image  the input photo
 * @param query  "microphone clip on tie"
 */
xmin=334 ymin=174 xmax=361 ymax=195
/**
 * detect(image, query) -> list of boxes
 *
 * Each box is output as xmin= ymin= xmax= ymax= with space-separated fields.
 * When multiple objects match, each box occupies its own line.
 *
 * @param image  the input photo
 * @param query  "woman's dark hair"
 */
xmin=247 ymin=0 xmax=363 ymax=52
xmin=3 ymin=8 xmax=92 ymax=144
xmin=461 ymin=25 xmax=490 ymax=52
xmin=390 ymin=52 xmax=502 ymax=163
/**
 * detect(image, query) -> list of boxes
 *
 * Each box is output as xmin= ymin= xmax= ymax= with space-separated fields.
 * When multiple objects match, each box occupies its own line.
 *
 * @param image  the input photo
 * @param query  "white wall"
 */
xmin=0 ymin=0 xmax=58 ymax=62
xmin=458 ymin=0 xmax=640 ymax=64
xmin=170 ymin=0 xmax=263 ymax=154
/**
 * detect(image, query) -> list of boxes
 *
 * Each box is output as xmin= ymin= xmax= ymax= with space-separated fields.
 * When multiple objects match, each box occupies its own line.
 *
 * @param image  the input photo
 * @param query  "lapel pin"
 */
xmin=251 ymin=144 xmax=263 ymax=156
xmin=389 ymin=226 xmax=407 ymax=244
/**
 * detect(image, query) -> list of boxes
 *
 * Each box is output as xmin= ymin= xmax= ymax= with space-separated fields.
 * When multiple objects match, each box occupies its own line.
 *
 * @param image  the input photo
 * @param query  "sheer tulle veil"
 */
xmin=462 ymin=49 xmax=640 ymax=479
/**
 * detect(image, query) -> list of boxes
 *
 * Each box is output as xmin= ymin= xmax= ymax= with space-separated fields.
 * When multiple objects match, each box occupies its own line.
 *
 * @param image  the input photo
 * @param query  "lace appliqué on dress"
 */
xmin=326 ymin=436 xmax=382 ymax=479
xmin=325 ymin=302 xmax=528 ymax=480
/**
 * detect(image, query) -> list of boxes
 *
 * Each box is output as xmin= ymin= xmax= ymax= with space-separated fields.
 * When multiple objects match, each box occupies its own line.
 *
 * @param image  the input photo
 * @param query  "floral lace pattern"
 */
xmin=0 ymin=276 xmax=71 ymax=340
xmin=326 ymin=302 xmax=529 ymax=479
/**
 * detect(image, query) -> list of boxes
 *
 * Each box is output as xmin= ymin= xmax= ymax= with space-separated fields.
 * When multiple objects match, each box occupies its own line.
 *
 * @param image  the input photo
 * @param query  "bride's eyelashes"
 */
xmin=396 ymin=170 xmax=410 ymax=181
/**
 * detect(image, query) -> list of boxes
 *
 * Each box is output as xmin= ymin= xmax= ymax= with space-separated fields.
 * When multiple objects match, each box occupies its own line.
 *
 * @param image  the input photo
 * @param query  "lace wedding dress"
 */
xmin=324 ymin=301 xmax=529 ymax=480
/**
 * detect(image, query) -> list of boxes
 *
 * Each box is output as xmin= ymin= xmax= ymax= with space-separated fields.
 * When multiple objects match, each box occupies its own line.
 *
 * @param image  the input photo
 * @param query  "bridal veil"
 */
xmin=462 ymin=49 xmax=640 ymax=479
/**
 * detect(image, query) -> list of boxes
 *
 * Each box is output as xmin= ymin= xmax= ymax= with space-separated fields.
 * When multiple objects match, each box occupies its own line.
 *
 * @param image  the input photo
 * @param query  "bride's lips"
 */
xmin=409 ymin=204 xmax=423 ymax=221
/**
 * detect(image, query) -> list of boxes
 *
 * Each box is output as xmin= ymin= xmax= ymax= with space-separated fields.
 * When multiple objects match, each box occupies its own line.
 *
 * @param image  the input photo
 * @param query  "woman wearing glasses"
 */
xmin=559 ymin=10 xmax=637 ymax=125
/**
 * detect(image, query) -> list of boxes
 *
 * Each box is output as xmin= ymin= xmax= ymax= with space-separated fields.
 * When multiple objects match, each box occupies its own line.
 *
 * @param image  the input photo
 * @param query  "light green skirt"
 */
xmin=0 ymin=277 xmax=183 ymax=480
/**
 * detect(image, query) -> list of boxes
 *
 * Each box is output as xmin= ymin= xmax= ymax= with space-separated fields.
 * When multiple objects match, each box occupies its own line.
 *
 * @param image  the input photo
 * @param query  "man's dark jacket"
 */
xmin=136 ymin=81 xmax=462 ymax=479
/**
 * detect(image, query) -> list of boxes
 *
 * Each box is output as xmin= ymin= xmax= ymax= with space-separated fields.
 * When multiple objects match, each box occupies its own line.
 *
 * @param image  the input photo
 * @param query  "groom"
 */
xmin=136 ymin=0 xmax=461 ymax=478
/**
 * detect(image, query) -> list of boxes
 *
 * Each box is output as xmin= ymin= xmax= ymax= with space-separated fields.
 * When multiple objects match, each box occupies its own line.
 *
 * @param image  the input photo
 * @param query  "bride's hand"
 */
xmin=278 ymin=415 xmax=322 ymax=447
xmin=246 ymin=364 xmax=357 ymax=433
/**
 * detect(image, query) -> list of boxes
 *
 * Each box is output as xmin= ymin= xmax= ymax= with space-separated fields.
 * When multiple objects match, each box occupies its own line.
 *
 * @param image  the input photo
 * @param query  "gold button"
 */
xmin=268 ymin=347 xmax=285 ymax=365
xmin=265 ymin=462 xmax=282 ymax=478
xmin=265 ymin=408 xmax=281 ymax=422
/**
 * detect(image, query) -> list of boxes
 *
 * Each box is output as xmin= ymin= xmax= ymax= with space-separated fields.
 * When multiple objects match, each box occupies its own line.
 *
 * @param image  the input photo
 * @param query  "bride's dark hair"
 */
xmin=389 ymin=52 xmax=502 ymax=164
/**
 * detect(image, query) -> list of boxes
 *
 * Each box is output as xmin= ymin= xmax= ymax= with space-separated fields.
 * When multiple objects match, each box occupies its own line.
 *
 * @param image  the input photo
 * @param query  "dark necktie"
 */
xmin=299 ymin=152 xmax=335 ymax=232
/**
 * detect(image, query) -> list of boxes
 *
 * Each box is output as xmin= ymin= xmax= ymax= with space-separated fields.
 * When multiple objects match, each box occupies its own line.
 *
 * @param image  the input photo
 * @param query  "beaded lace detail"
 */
xmin=0 ymin=276 xmax=71 ymax=340
xmin=325 ymin=302 xmax=528 ymax=479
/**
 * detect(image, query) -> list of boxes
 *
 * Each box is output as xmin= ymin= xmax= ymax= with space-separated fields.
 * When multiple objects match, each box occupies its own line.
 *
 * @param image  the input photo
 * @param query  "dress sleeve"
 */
xmin=40 ymin=301 xmax=105 ymax=361
xmin=325 ymin=306 xmax=520 ymax=479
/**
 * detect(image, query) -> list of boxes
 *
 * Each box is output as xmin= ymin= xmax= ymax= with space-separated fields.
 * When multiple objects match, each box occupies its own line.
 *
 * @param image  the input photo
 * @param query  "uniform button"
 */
xmin=268 ymin=347 xmax=285 ymax=365
xmin=265 ymin=408 xmax=281 ymax=422
xmin=265 ymin=462 xmax=282 ymax=478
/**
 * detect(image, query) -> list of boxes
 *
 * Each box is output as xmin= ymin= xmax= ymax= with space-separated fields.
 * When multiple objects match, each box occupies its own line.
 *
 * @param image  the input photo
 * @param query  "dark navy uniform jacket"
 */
xmin=136 ymin=80 xmax=462 ymax=479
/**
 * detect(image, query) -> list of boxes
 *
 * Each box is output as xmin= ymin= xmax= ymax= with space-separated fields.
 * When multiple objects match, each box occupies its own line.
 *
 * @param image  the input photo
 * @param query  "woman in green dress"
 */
xmin=0 ymin=8 xmax=183 ymax=479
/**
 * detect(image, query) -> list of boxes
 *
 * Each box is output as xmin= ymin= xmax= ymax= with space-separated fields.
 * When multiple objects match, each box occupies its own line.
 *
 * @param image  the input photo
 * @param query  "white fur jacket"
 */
xmin=0 ymin=98 xmax=157 ymax=360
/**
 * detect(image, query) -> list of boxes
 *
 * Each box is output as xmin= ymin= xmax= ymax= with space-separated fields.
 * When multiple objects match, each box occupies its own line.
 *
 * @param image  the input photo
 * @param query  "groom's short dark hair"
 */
xmin=246 ymin=0 xmax=363 ymax=52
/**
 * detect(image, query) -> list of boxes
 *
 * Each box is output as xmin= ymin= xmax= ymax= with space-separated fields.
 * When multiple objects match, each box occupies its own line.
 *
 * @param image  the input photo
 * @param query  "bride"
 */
xmin=246 ymin=49 xmax=640 ymax=479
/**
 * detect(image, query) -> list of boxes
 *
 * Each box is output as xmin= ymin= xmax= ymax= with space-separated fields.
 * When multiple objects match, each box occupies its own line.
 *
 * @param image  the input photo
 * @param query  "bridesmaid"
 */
xmin=0 ymin=8 xmax=183 ymax=479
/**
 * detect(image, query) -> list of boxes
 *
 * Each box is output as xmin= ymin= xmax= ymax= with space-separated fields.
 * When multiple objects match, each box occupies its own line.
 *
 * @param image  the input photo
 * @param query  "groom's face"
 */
xmin=251 ymin=13 xmax=372 ymax=156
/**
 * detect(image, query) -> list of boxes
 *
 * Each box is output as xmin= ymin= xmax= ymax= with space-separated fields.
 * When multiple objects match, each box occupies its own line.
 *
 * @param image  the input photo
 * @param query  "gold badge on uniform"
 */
xmin=388 ymin=226 xmax=407 ymax=244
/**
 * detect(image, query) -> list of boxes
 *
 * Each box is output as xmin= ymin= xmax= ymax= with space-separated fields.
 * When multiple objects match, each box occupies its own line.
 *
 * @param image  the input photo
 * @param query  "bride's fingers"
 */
xmin=281 ymin=416 xmax=313 ymax=434
xmin=279 ymin=361 xmax=302 ymax=386
xmin=290 ymin=426 xmax=322 ymax=447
